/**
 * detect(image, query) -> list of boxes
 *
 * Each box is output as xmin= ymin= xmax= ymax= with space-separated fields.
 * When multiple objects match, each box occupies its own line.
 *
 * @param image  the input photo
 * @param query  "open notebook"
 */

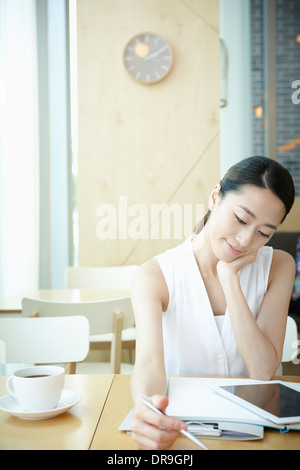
xmin=119 ymin=377 xmax=300 ymax=441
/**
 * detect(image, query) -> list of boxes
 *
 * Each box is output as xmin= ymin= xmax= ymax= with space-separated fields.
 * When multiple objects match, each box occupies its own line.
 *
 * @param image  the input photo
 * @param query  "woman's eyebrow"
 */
xmin=237 ymin=205 xmax=277 ymax=230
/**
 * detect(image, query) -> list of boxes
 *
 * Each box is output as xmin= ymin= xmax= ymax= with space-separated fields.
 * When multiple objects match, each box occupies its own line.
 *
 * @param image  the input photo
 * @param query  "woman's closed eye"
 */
xmin=235 ymin=214 xmax=271 ymax=238
xmin=234 ymin=214 xmax=246 ymax=225
xmin=258 ymin=231 xmax=270 ymax=239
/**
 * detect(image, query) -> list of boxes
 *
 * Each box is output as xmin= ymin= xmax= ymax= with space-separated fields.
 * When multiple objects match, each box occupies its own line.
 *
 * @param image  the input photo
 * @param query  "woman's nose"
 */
xmin=235 ymin=228 xmax=253 ymax=248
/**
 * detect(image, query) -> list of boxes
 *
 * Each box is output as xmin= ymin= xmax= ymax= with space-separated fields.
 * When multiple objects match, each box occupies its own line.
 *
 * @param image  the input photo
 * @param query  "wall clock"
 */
xmin=123 ymin=33 xmax=173 ymax=84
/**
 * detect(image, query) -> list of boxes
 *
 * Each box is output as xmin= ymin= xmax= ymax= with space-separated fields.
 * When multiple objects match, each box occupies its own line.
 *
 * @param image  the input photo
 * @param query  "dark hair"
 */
xmin=195 ymin=156 xmax=295 ymax=234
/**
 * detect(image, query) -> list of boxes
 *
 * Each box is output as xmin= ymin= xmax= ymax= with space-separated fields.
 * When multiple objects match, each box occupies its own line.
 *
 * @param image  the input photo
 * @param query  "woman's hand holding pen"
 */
xmin=131 ymin=394 xmax=187 ymax=450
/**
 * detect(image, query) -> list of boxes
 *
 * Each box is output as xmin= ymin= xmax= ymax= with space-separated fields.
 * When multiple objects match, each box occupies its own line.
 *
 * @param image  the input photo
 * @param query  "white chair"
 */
xmin=65 ymin=265 xmax=138 ymax=360
xmin=22 ymin=297 xmax=135 ymax=374
xmin=0 ymin=316 xmax=89 ymax=374
xmin=282 ymin=316 xmax=299 ymax=363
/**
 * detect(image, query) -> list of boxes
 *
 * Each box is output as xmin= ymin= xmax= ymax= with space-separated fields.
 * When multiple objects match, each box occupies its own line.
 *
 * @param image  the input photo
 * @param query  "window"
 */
xmin=251 ymin=0 xmax=300 ymax=195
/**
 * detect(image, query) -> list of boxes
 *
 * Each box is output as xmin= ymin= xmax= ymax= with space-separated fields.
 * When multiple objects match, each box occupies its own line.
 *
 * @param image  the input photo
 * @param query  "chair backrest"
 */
xmin=0 ymin=316 xmax=89 ymax=368
xmin=65 ymin=265 xmax=138 ymax=289
xmin=282 ymin=316 xmax=298 ymax=363
xmin=22 ymin=297 xmax=134 ymax=335
xmin=22 ymin=297 xmax=135 ymax=373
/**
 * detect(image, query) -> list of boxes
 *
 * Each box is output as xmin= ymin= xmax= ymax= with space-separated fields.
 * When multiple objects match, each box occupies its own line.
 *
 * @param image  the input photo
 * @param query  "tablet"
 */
xmin=213 ymin=381 xmax=300 ymax=425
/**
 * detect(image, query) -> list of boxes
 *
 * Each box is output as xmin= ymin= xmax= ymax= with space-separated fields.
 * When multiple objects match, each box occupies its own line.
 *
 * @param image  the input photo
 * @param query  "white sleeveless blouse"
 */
xmin=155 ymin=235 xmax=273 ymax=376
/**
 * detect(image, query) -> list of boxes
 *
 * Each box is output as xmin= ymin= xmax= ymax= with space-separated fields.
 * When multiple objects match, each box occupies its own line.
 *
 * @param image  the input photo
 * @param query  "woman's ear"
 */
xmin=208 ymin=184 xmax=221 ymax=211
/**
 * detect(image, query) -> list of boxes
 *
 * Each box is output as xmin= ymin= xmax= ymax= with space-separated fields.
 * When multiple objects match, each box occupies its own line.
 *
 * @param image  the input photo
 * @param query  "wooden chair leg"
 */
xmin=64 ymin=362 xmax=76 ymax=374
xmin=111 ymin=312 xmax=123 ymax=374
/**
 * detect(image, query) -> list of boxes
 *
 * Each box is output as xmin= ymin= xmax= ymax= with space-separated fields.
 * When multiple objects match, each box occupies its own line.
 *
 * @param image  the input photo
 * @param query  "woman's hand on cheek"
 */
xmin=217 ymin=252 xmax=257 ymax=284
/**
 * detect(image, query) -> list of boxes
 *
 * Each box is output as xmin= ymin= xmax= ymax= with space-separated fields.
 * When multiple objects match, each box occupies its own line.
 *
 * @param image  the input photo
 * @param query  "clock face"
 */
xmin=123 ymin=33 xmax=173 ymax=84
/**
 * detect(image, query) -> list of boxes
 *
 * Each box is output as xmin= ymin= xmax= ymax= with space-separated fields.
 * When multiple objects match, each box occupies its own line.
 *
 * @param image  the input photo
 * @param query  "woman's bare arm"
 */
xmin=217 ymin=250 xmax=295 ymax=380
xmin=130 ymin=259 xmax=186 ymax=449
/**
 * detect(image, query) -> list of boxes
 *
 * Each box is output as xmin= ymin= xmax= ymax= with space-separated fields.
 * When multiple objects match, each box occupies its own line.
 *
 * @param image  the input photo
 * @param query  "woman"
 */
xmin=130 ymin=156 xmax=296 ymax=450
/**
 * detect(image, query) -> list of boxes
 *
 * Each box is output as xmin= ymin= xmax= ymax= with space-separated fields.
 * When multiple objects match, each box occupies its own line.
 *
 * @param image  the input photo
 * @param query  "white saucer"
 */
xmin=0 ymin=389 xmax=81 ymax=420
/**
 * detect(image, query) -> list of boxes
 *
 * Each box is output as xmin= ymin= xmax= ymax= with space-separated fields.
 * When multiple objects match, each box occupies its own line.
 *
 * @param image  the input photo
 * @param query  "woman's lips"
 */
xmin=225 ymin=240 xmax=242 ymax=255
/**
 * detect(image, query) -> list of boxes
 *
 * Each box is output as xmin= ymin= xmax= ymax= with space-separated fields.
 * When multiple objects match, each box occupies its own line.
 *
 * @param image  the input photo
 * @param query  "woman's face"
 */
xmin=207 ymin=184 xmax=286 ymax=262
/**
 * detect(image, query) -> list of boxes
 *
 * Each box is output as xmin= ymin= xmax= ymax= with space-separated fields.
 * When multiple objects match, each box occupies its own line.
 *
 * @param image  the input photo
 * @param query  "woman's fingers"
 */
xmin=131 ymin=419 xmax=181 ymax=450
xmin=131 ymin=394 xmax=186 ymax=450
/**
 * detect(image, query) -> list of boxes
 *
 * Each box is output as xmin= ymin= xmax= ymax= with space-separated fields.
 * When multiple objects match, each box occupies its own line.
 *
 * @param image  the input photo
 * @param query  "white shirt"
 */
xmin=155 ymin=235 xmax=273 ymax=376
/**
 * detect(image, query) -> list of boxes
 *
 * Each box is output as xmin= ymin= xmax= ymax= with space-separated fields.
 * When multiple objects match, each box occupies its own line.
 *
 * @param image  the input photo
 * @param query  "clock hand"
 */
xmin=144 ymin=44 xmax=169 ymax=61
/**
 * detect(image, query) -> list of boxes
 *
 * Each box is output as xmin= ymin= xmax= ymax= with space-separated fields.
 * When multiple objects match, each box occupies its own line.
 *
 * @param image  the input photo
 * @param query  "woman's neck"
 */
xmin=192 ymin=226 xmax=219 ymax=277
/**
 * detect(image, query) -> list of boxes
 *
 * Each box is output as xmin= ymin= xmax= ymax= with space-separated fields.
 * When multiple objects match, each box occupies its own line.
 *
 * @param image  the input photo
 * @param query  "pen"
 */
xmin=138 ymin=395 xmax=209 ymax=450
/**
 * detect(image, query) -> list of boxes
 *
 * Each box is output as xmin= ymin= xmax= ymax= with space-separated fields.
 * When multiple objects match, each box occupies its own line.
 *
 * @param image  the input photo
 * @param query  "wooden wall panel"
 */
xmin=77 ymin=0 xmax=220 ymax=266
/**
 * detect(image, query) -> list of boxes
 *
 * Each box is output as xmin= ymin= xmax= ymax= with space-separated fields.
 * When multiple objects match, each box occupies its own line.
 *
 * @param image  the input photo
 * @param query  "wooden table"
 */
xmin=0 ymin=289 xmax=130 ymax=313
xmin=1 ymin=374 xmax=300 ymax=450
xmin=91 ymin=375 xmax=300 ymax=451
xmin=0 ymin=374 xmax=114 ymax=450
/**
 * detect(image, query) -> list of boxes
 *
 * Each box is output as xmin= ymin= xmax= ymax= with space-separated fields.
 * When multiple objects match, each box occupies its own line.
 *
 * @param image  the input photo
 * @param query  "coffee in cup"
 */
xmin=6 ymin=365 xmax=65 ymax=411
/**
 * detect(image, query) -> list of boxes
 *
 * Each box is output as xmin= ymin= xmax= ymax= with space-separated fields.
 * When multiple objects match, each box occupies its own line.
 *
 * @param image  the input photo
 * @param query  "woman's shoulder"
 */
xmin=131 ymin=237 xmax=194 ymax=311
xmin=256 ymin=245 xmax=294 ymax=268
xmin=268 ymin=248 xmax=296 ymax=287
xmin=132 ymin=258 xmax=163 ymax=280
xmin=131 ymin=258 xmax=169 ymax=311
xmin=271 ymin=248 xmax=296 ymax=272
xmin=259 ymin=245 xmax=295 ymax=266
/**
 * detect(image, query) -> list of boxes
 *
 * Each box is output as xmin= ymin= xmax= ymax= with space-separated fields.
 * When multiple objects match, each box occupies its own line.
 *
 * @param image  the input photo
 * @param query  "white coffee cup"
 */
xmin=6 ymin=365 xmax=65 ymax=412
